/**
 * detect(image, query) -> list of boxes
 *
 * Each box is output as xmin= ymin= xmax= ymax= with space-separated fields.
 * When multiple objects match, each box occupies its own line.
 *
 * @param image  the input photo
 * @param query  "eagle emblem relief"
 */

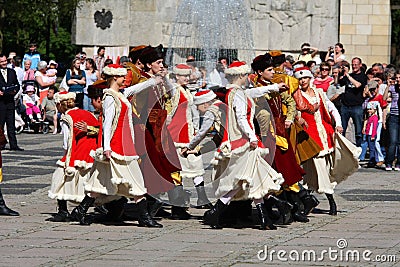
xmin=94 ymin=9 xmax=113 ymax=30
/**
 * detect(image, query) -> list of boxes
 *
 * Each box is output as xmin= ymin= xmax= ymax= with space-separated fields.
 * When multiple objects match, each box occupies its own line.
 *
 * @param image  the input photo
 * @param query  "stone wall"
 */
xmin=73 ymin=0 xmax=391 ymax=65
xmin=339 ymin=0 xmax=391 ymax=66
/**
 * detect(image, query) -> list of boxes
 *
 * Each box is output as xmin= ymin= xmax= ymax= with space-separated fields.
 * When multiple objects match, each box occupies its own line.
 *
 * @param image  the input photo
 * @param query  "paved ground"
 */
xmin=0 ymin=132 xmax=399 ymax=267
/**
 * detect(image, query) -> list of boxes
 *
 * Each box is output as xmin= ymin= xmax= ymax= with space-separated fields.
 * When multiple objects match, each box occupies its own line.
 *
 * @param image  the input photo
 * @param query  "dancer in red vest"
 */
xmin=182 ymin=62 xmax=289 ymax=230
xmin=251 ymin=54 xmax=320 ymax=223
xmin=72 ymin=64 xmax=163 ymax=227
xmin=167 ymin=63 xmax=211 ymax=209
xmin=292 ymin=67 xmax=360 ymax=215
xmin=47 ymin=91 xmax=99 ymax=222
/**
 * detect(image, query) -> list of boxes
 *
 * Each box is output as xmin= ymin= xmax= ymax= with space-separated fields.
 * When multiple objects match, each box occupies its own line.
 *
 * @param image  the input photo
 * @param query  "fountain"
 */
xmin=166 ymin=0 xmax=255 ymax=70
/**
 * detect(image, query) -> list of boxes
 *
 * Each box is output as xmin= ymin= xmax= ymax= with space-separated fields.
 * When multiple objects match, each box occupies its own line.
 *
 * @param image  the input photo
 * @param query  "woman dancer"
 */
xmin=72 ymin=64 xmax=163 ymax=227
xmin=182 ymin=62 xmax=288 ymax=230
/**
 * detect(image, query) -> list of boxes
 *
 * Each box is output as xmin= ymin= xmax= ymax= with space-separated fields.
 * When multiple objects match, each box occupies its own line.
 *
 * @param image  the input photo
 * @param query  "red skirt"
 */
xmin=273 ymin=141 xmax=305 ymax=186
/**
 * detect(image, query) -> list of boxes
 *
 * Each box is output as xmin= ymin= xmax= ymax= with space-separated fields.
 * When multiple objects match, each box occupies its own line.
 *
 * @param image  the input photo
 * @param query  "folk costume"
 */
xmin=293 ymin=67 xmax=360 ymax=215
xmin=269 ymin=51 xmax=322 ymax=165
xmin=136 ymin=46 xmax=190 ymax=220
xmin=73 ymin=64 xmax=162 ymax=227
xmin=251 ymin=54 xmax=318 ymax=223
xmin=132 ymin=46 xmax=180 ymax=195
xmin=48 ymin=91 xmax=99 ymax=222
xmin=167 ymin=64 xmax=211 ymax=208
xmin=186 ymin=62 xmax=286 ymax=230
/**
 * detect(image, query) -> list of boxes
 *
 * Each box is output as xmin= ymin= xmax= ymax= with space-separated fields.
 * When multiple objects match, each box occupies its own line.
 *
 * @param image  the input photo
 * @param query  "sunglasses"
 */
xmin=321 ymin=68 xmax=330 ymax=71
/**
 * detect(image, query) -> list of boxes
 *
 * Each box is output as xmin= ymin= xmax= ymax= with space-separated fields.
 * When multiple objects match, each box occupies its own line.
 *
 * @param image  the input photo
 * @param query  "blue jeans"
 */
xmin=385 ymin=115 xmax=400 ymax=167
xmin=367 ymin=135 xmax=376 ymax=164
xmin=341 ymin=105 xmax=364 ymax=147
xmin=83 ymin=94 xmax=95 ymax=112
xmin=359 ymin=134 xmax=368 ymax=160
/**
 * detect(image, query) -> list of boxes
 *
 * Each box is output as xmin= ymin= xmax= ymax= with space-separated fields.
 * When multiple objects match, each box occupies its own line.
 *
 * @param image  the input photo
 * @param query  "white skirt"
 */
xmin=48 ymin=166 xmax=87 ymax=203
xmin=302 ymin=133 xmax=361 ymax=195
xmin=212 ymin=147 xmax=284 ymax=200
xmin=84 ymin=157 xmax=147 ymax=198
xmin=177 ymin=148 xmax=205 ymax=179
xmin=302 ymin=152 xmax=337 ymax=194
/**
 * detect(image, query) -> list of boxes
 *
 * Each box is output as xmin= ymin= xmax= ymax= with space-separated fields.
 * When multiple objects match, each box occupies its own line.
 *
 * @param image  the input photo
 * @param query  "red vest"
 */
xmin=60 ymin=108 xmax=99 ymax=167
xmin=110 ymin=97 xmax=138 ymax=157
xmin=168 ymin=88 xmax=192 ymax=144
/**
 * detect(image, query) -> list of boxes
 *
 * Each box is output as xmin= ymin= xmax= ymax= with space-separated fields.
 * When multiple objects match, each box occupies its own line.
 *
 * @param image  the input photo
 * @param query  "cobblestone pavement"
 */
xmin=0 ymin=133 xmax=399 ymax=267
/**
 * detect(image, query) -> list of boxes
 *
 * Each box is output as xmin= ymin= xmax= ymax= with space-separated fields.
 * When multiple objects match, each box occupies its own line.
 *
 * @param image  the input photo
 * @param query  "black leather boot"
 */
xmin=326 ymin=194 xmax=337 ymax=216
xmin=46 ymin=200 xmax=70 ymax=222
xmin=0 ymin=188 xmax=19 ymax=216
xmin=137 ymin=199 xmax=163 ymax=228
xmin=148 ymin=198 xmax=164 ymax=218
xmin=263 ymin=197 xmax=281 ymax=221
xmin=288 ymin=192 xmax=309 ymax=223
xmin=168 ymin=186 xmax=191 ymax=220
xmin=268 ymin=194 xmax=293 ymax=224
xmin=203 ymin=199 xmax=228 ymax=229
xmin=255 ymin=203 xmax=277 ymax=230
xmin=104 ymin=197 xmax=128 ymax=222
xmin=195 ymin=183 xmax=213 ymax=209
xmin=298 ymin=184 xmax=320 ymax=215
xmin=70 ymin=195 xmax=95 ymax=225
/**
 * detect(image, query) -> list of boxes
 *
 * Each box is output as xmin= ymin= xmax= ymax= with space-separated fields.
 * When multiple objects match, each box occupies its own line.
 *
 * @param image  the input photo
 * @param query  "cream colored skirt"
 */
xmin=84 ymin=157 xmax=147 ymax=198
xmin=302 ymin=152 xmax=337 ymax=194
xmin=212 ymin=147 xmax=284 ymax=200
xmin=302 ymin=133 xmax=361 ymax=195
xmin=177 ymin=148 xmax=205 ymax=179
xmin=48 ymin=166 xmax=87 ymax=203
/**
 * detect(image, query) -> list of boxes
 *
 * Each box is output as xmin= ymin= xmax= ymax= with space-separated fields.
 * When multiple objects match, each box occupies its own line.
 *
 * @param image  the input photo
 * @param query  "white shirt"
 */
xmin=232 ymin=84 xmax=280 ymax=142
xmin=102 ymin=78 xmax=157 ymax=151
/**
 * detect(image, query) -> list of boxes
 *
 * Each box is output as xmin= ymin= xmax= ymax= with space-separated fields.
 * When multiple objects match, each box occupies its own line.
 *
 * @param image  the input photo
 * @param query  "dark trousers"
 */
xmin=0 ymin=104 xmax=17 ymax=149
xmin=385 ymin=114 xmax=400 ymax=167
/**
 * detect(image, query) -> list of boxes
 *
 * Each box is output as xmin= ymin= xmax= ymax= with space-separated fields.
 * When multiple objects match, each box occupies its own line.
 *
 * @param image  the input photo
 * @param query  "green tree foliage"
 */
xmin=391 ymin=1 xmax=400 ymax=65
xmin=0 ymin=0 xmax=95 ymax=64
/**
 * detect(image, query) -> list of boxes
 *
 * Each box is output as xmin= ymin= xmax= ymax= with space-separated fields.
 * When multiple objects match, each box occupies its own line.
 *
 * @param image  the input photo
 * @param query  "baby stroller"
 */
xmin=16 ymin=81 xmax=49 ymax=134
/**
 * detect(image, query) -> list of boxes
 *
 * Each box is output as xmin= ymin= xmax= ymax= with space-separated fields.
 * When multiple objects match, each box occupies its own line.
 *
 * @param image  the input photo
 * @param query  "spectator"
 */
xmin=362 ymin=80 xmax=387 ymax=167
xmin=35 ymin=61 xmax=55 ymax=104
xmin=22 ymin=85 xmax=42 ymax=123
xmin=325 ymin=43 xmax=346 ymax=63
xmin=374 ymin=73 xmax=387 ymax=95
xmin=297 ymin=43 xmax=319 ymax=63
xmin=372 ymin=63 xmax=384 ymax=75
xmin=326 ymin=64 xmax=346 ymax=111
xmin=382 ymin=70 xmax=400 ymax=171
xmin=79 ymin=52 xmax=87 ymax=71
xmin=13 ymin=56 xmax=24 ymax=87
xmin=284 ymin=55 xmax=295 ymax=76
xmin=313 ymin=62 xmax=333 ymax=93
xmin=339 ymin=57 xmax=368 ymax=147
xmin=66 ymin=58 xmax=86 ymax=109
xmin=41 ymin=86 xmax=58 ymax=134
xmin=22 ymin=43 xmax=41 ymax=70
xmin=46 ymin=60 xmax=58 ymax=84
xmin=366 ymin=68 xmax=374 ymax=81
xmin=93 ymin=46 xmax=106 ymax=74
xmin=0 ymin=53 xmax=23 ymax=151
xmin=23 ymin=59 xmax=35 ymax=82
xmin=362 ymin=102 xmax=379 ymax=168
xmin=7 ymin=52 xmax=16 ymax=68
xmin=83 ymin=58 xmax=100 ymax=112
